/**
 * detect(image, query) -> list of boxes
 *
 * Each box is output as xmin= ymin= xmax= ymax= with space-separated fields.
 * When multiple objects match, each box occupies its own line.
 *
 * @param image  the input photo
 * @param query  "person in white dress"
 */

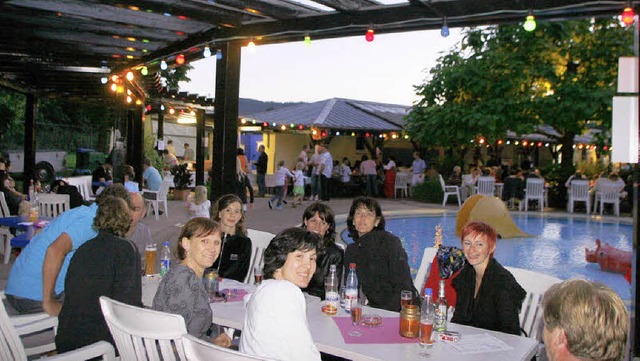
xmin=240 ymin=228 xmax=322 ymax=361
xmin=186 ymin=185 xmax=211 ymax=218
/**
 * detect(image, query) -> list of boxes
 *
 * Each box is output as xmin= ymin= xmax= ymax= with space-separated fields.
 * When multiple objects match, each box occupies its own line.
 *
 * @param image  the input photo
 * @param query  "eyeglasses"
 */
xmin=307 ymin=218 xmax=328 ymax=227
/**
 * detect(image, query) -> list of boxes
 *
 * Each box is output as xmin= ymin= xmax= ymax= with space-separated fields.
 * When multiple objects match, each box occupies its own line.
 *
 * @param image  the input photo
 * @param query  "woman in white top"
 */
xmin=186 ymin=185 xmax=211 ymax=218
xmin=240 ymin=228 xmax=322 ymax=361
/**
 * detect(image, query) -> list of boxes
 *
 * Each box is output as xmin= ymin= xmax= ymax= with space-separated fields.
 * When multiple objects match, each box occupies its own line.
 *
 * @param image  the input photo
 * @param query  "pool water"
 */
xmin=341 ymin=214 xmax=633 ymax=301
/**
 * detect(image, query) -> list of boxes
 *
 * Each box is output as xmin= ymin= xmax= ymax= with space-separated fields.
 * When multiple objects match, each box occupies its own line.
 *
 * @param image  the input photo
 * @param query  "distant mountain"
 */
xmin=238 ymin=98 xmax=307 ymax=116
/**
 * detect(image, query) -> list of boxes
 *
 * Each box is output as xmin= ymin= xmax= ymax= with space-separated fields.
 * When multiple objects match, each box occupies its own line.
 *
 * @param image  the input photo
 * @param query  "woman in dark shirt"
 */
xmin=56 ymin=195 xmax=141 ymax=353
xmin=451 ymin=221 xmax=526 ymax=335
xmin=301 ymin=202 xmax=344 ymax=299
xmin=210 ymin=194 xmax=251 ymax=282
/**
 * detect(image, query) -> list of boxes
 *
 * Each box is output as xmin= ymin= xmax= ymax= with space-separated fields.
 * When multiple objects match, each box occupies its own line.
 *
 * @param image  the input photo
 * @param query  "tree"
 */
xmin=406 ymin=18 xmax=634 ymax=172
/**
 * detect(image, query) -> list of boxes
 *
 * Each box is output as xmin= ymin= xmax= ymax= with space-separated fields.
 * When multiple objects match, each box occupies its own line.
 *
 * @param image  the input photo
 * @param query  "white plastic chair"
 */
xmin=182 ymin=334 xmax=276 ymax=361
xmin=99 ymin=296 xmax=188 ymax=360
xmin=244 ymin=229 xmax=276 ymax=284
xmin=596 ymin=184 xmax=622 ymax=216
xmin=438 ymin=175 xmax=461 ymax=207
xmin=503 ymin=267 xmax=561 ymax=342
xmin=394 ymin=172 xmax=410 ymax=198
xmin=0 ymin=193 xmax=14 ymax=264
xmin=520 ymin=178 xmax=545 ymax=212
xmin=66 ymin=176 xmax=95 ymax=201
xmin=0 ymin=291 xmax=116 ymax=360
xmin=37 ymin=193 xmax=70 ymax=217
xmin=474 ymin=176 xmax=495 ymax=197
xmin=143 ymin=180 xmax=172 ymax=221
xmin=413 ymin=247 xmax=438 ymax=291
xmin=567 ymin=180 xmax=590 ymax=214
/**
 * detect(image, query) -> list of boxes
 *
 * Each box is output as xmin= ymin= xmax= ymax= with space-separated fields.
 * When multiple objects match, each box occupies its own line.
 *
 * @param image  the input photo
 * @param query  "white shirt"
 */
xmin=188 ymin=200 xmax=211 ymax=218
xmin=240 ymin=280 xmax=321 ymax=361
xmin=320 ymin=151 xmax=333 ymax=178
xmin=293 ymin=170 xmax=306 ymax=187
xmin=341 ymin=164 xmax=351 ymax=183
xmin=274 ymin=167 xmax=294 ymax=186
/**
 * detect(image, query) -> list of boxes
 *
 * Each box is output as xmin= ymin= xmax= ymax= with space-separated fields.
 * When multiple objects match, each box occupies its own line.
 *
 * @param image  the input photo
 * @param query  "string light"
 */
xmin=125 ymin=71 xmax=134 ymax=81
xmin=441 ymin=17 xmax=450 ymax=37
xmin=247 ymin=39 xmax=256 ymax=51
xmin=203 ymin=46 xmax=212 ymax=58
xmin=304 ymin=35 xmax=311 ymax=46
xmin=140 ymin=66 xmax=148 ymax=76
xmin=216 ymin=49 xmax=223 ymax=60
xmin=523 ymin=12 xmax=536 ymax=31
xmin=622 ymin=7 xmax=635 ymax=25
xmin=365 ymin=29 xmax=375 ymax=42
xmin=176 ymin=54 xmax=185 ymax=65
xmin=100 ymin=77 xmax=108 ymax=84
xmin=160 ymin=60 xmax=168 ymax=70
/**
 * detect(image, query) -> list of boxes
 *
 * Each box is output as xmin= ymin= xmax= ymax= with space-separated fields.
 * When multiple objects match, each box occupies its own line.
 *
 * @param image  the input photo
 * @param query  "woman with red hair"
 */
xmin=451 ymin=221 xmax=526 ymax=335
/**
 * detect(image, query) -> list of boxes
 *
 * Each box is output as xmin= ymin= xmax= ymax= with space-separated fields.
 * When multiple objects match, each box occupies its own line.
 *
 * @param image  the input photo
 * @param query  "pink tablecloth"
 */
xmin=210 ymin=288 xmax=248 ymax=303
xmin=333 ymin=316 xmax=418 ymax=344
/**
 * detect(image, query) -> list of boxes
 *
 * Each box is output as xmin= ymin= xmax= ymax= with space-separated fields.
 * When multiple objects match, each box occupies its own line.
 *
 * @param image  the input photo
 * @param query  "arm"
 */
xmin=42 ymin=233 xmax=73 ymax=316
xmin=271 ymin=285 xmax=321 ymax=360
xmin=495 ymin=286 xmax=525 ymax=335
xmin=382 ymin=236 xmax=415 ymax=311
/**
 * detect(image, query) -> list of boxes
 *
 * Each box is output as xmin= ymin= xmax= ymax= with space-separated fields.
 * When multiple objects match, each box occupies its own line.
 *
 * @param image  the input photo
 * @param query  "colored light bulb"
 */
xmin=216 ymin=49 xmax=222 ymax=60
xmin=365 ymin=29 xmax=374 ymax=42
xmin=176 ymin=54 xmax=185 ymax=65
xmin=622 ymin=7 xmax=635 ymax=25
xmin=523 ymin=15 xmax=536 ymax=32
xmin=304 ymin=35 xmax=311 ymax=46
xmin=160 ymin=60 xmax=167 ymax=70
xmin=203 ymin=46 xmax=212 ymax=58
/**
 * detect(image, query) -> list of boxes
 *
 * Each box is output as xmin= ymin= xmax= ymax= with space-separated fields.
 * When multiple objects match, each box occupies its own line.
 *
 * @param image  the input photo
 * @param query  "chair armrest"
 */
xmin=12 ymin=315 xmax=58 ymax=336
xmin=46 ymin=340 xmax=116 ymax=361
xmin=10 ymin=312 xmax=52 ymax=326
xmin=143 ymin=190 xmax=159 ymax=200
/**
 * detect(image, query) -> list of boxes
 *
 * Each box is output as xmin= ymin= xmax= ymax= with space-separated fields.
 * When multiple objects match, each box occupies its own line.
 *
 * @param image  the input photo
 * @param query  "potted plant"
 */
xmin=170 ymin=163 xmax=192 ymax=201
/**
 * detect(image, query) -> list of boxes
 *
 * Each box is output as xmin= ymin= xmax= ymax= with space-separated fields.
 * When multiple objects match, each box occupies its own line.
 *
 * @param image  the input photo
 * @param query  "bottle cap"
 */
xmin=424 ymin=288 xmax=433 ymax=297
xmin=349 ymin=263 xmax=356 ymax=269
xmin=163 ymin=241 xmax=170 ymax=246
xmin=329 ymin=264 xmax=336 ymax=271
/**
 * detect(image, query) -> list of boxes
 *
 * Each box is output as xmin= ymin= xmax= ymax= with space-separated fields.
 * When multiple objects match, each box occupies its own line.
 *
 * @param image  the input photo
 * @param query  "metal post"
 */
xmin=22 ymin=94 xmax=36 ymax=193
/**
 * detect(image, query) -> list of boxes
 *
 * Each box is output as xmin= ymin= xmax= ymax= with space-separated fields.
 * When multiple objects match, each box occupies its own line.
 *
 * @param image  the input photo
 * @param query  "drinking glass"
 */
xmin=418 ymin=320 xmax=435 ymax=357
xmin=401 ymin=290 xmax=412 ymax=306
xmin=144 ymin=243 xmax=157 ymax=275
xmin=350 ymin=297 xmax=362 ymax=326
xmin=254 ymin=266 xmax=263 ymax=285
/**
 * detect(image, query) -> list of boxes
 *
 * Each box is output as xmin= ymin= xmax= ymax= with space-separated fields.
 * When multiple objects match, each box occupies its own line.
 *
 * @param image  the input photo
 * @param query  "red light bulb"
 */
xmin=263 ymin=122 xmax=268 ymax=127
xmin=365 ymin=29 xmax=374 ymax=42
xmin=622 ymin=7 xmax=635 ymax=25
xmin=176 ymin=54 xmax=185 ymax=65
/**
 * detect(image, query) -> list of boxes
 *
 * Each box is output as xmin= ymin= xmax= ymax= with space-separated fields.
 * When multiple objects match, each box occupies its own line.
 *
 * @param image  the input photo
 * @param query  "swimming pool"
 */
xmin=341 ymin=213 xmax=633 ymax=301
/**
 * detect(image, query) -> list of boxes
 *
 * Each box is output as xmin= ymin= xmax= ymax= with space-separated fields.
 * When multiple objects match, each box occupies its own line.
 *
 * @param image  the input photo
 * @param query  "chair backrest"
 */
xmin=413 ymin=247 xmax=438 ymax=291
xmin=570 ymin=180 xmax=590 ymax=200
xmin=394 ymin=172 xmax=410 ymax=189
xmin=99 ymin=296 xmax=188 ymax=360
xmin=504 ymin=267 xmax=562 ymax=341
xmin=476 ymin=176 xmax=495 ymax=196
xmin=0 ymin=193 xmax=11 ymax=217
xmin=37 ymin=193 xmax=70 ymax=217
xmin=525 ymin=178 xmax=545 ymax=198
xmin=438 ymin=174 xmax=446 ymax=192
xmin=244 ymin=229 xmax=276 ymax=283
xmin=157 ymin=180 xmax=172 ymax=199
xmin=66 ymin=176 xmax=93 ymax=200
xmin=182 ymin=334 xmax=276 ymax=361
xmin=600 ymin=183 xmax=622 ymax=202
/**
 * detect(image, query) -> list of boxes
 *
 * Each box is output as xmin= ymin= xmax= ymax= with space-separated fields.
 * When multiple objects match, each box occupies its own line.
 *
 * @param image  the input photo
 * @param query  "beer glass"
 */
xmin=145 ymin=243 xmax=157 ymax=275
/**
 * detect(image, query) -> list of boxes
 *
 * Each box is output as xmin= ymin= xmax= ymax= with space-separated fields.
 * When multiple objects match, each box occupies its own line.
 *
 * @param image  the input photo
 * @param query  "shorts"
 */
xmin=293 ymin=185 xmax=305 ymax=196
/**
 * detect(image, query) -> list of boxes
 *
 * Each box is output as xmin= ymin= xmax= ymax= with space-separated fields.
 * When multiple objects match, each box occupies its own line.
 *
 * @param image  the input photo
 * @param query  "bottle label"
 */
xmin=323 ymin=291 xmax=339 ymax=315
xmin=434 ymin=305 xmax=447 ymax=332
xmin=160 ymin=259 xmax=170 ymax=276
xmin=344 ymin=289 xmax=357 ymax=313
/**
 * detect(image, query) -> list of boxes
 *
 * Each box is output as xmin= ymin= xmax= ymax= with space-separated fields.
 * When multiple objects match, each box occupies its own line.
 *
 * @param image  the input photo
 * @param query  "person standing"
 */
xmin=360 ymin=155 xmax=377 ymax=197
xmin=183 ymin=143 xmax=195 ymax=162
xmin=165 ymin=139 xmax=176 ymax=156
xmin=319 ymin=144 xmax=333 ymax=201
xmin=409 ymin=151 xmax=427 ymax=187
xmin=255 ymin=145 xmax=268 ymax=197
xmin=309 ymin=148 xmax=322 ymax=201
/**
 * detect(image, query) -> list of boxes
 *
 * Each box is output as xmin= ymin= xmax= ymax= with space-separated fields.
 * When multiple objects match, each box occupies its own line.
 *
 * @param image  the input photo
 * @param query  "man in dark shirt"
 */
xmin=255 ymin=145 xmax=268 ymax=197
xmin=91 ymin=160 xmax=112 ymax=194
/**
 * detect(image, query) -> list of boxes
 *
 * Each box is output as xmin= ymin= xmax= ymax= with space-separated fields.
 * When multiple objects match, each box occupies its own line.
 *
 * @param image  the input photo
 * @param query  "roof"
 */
xmin=0 ymin=1 xmax=630 ymax=102
xmin=245 ymin=97 xmax=410 ymax=131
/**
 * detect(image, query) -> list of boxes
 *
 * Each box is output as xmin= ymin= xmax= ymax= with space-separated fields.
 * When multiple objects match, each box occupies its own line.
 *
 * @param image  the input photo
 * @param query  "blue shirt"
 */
xmin=5 ymin=203 xmax=99 ymax=301
xmin=143 ymin=166 xmax=162 ymax=191
xmin=412 ymin=159 xmax=427 ymax=174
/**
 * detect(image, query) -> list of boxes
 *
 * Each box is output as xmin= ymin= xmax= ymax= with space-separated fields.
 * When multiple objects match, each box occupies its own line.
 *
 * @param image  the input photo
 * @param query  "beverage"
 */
xmin=401 ymin=290 xmax=412 ymax=307
xmin=351 ymin=305 xmax=362 ymax=325
xmin=419 ymin=288 xmax=435 ymax=347
xmin=159 ymin=241 xmax=171 ymax=276
xmin=399 ymin=304 xmax=420 ymax=338
xmin=344 ymin=263 xmax=358 ymax=314
xmin=434 ymin=280 xmax=448 ymax=332
xmin=323 ymin=265 xmax=339 ymax=315
xmin=145 ymin=244 xmax=157 ymax=275
xmin=254 ymin=274 xmax=263 ymax=285
xmin=203 ymin=271 xmax=218 ymax=294
xmin=254 ymin=266 xmax=263 ymax=285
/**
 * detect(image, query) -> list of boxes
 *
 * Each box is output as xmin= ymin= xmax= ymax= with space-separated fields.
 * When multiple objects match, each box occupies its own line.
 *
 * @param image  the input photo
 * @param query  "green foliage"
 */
xmin=407 ymin=19 xmax=634 ymax=170
xmin=0 ymin=88 xmax=25 ymax=146
xmin=171 ymin=163 xmax=192 ymax=190
xmin=411 ymin=179 xmax=443 ymax=203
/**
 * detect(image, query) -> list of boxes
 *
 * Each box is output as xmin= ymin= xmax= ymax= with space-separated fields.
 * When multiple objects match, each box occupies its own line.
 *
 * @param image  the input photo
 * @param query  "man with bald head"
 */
xmin=126 ymin=192 xmax=153 ymax=265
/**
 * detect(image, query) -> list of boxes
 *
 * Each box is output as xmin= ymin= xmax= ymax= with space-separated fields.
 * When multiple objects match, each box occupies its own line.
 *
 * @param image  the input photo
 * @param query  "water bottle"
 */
xmin=344 ymin=263 xmax=358 ymax=314
xmin=159 ymin=241 xmax=171 ymax=276
xmin=434 ymin=280 xmax=448 ymax=332
xmin=28 ymin=180 xmax=35 ymax=201
xmin=323 ymin=264 xmax=339 ymax=315
xmin=419 ymin=288 xmax=435 ymax=347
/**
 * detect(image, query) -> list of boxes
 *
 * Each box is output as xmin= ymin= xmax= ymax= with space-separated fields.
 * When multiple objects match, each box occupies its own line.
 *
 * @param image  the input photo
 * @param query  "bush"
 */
xmin=411 ymin=178 xmax=442 ymax=203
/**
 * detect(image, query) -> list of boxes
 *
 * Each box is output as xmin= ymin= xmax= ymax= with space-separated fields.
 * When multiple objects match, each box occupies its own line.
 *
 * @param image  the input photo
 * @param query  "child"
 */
xmin=186 ymin=185 xmax=211 ymax=218
xmin=269 ymin=160 xmax=294 ymax=210
xmin=292 ymin=162 xmax=307 ymax=207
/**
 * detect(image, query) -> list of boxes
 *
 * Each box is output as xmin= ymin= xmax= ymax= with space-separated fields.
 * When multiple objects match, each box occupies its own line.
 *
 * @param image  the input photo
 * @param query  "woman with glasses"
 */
xmin=300 ymin=202 xmax=344 ymax=299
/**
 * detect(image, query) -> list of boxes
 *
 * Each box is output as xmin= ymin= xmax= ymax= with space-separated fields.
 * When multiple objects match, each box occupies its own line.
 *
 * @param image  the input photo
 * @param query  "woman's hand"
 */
xmin=212 ymin=333 xmax=232 ymax=348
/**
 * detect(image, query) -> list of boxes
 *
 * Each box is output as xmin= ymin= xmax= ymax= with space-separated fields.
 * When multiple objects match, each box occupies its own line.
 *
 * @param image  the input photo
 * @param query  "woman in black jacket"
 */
xmin=451 ymin=221 xmax=526 ymax=335
xmin=301 ymin=202 xmax=343 ymax=299
xmin=343 ymin=197 xmax=416 ymax=312
xmin=210 ymin=194 xmax=252 ymax=282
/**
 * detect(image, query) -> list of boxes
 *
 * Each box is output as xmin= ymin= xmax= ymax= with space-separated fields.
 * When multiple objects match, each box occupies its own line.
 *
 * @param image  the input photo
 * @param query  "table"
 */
xmin=0 ymin=216 xmax=49 ymax=248
xmin=210 ymin=284 xmax=538 ymax=361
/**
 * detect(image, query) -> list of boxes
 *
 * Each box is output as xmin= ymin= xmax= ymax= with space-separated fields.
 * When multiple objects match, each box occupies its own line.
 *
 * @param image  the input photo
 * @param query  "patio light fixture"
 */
xmin=365 ymin=28 xmax=374 ymax=42
xmin=441 ymin=17 xmax=450 ymax=37
xmin=622 ymin=7 xmax=635 ymax=25
xmin=523 ymin=11 xmax=536 ymax=31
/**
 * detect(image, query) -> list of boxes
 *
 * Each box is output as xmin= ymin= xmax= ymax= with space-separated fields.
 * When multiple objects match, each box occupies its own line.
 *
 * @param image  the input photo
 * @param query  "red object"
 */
xmin=585 ymin=239 xmax=632 ymax=282
xmin=176 ymin=54 xmax=185 ymax=65
xmin=384 ymin=168 xmax=396 ymax=198
xmin=423 ymin=257 xmax=460 ymax=307
xmin=622 ymin=7 xmax=635 ymax=25
xmin=365 ymin=29 xmax=374 ymax=42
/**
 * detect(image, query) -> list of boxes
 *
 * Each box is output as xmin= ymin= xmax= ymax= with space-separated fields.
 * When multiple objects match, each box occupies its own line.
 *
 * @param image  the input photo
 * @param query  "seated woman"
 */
xmin=153 ymin=218 xmax=231 ymax=347
xmin=344 ymin=197 xmax=416 ymax=312
xmin=0 ymin=170 xmax=24 ymax=214
xmin=301 ymin=202 xmax=344 ymax=299
xmin=451 ymin=221 xmax=526 ymax=335
xmin=240 ymin=228 xmax=322 ymax=361
xmin=209 ymin=194 xmax=251 ymax=282
xmin=56 ymin=195 xmax=141 ymax=353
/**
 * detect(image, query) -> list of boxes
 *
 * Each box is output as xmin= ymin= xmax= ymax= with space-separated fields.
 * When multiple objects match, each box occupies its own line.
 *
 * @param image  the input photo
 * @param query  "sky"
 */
xmin=179 ymin=28 xmax=463 ymax=106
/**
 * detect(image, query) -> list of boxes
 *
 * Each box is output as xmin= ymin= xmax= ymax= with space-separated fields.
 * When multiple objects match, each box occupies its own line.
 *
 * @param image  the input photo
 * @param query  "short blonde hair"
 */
xmin=542 ymin=279 xmax=628 ymax=361
xmin=194 ymin=185 xmax=208 ymax=205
